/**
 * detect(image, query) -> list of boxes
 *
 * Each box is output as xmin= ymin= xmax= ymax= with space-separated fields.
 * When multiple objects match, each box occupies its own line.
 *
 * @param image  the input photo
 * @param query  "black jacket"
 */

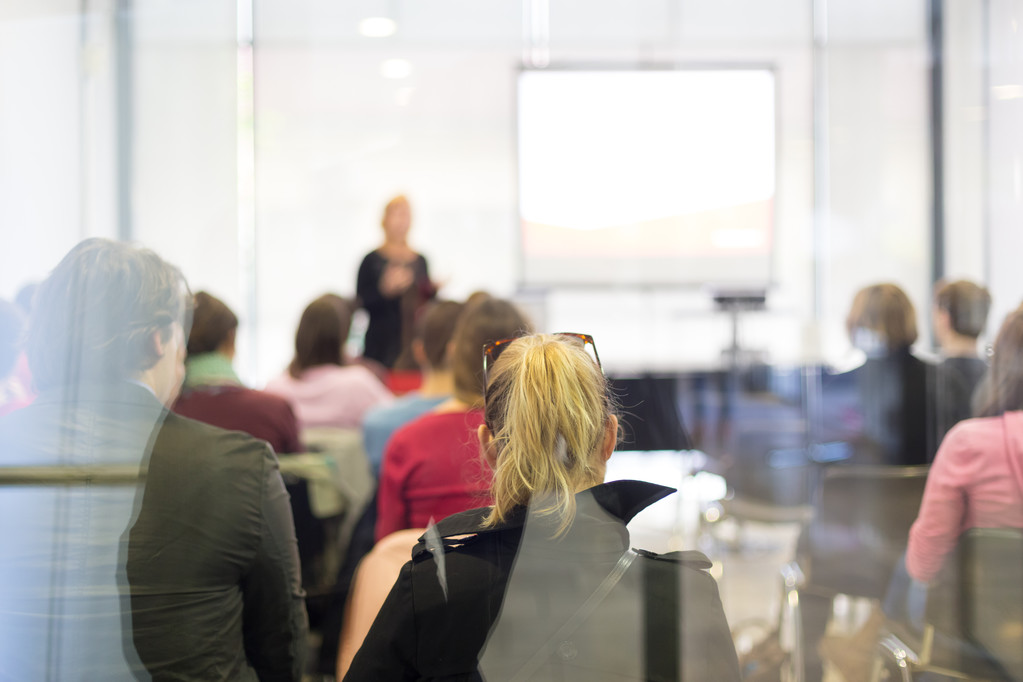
xmin=0 ymin=382 xmax=307 ymax=681
xmin=820 ymin=350 xmax=937 ymax=465
xmin=344 ymin=480 xmax=740 ymax=681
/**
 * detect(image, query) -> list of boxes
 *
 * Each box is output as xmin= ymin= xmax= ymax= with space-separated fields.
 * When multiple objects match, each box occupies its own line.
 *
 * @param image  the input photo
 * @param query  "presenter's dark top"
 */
xmin=357 ymin=250 xmax=434 ymax=369
xmin=344 ymin=480 xmax=741 ymax=682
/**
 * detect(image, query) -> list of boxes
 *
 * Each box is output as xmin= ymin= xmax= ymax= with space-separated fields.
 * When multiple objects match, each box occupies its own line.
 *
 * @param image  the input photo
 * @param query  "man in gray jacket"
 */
xmin=0 ymin=239 xmax=307 ymax=680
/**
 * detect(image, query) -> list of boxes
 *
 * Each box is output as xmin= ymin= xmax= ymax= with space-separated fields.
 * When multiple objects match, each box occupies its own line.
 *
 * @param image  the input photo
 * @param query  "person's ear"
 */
xmin=600 ymin=414 xmax=618 ymax=462
xmin=478 ymin=423 xmax=498 ymax=471
xmin=150 ymin=328 xmax=168 ymax=360
xmin=411 ymin=339 xmax=429 ymax=369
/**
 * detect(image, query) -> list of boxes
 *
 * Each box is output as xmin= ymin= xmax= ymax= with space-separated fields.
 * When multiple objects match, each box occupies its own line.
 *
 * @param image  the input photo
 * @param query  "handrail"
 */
xmin=0 ymin=465 xmax=143 ymax=486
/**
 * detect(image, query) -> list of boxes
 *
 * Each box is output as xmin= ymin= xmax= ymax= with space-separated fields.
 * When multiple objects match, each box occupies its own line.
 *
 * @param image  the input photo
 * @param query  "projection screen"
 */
xmin=517 ymin=68 xmax=777 ymax=288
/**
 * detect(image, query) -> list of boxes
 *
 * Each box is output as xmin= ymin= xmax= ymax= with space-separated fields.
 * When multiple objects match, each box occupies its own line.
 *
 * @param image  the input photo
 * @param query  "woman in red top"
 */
xmin=375 ymin=297 xmax=532 ymax=540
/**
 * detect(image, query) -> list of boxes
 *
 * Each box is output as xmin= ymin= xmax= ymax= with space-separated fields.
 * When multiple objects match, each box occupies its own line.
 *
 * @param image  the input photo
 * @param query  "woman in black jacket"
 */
xmin=344 ymin=333 xmax=740 ymax=681
xmin=356 ymin=195 xmax=436 ymax=368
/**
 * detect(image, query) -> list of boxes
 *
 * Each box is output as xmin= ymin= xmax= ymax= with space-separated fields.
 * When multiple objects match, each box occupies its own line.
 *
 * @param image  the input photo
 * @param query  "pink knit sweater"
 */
xmin=906 ymin=411 xmax=1023 ymax=582
xmin=264 ymin=364 xmax=393 ymax=431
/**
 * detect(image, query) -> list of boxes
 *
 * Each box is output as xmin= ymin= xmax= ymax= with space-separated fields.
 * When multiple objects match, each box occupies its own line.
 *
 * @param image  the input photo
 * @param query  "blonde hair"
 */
xmin=482 ymin=334 xmax=616 ymax=535
xmin=846 ymin=283 xmax=919 ymax=351
xmin=381 ymin=195 xmax=409 ymax=227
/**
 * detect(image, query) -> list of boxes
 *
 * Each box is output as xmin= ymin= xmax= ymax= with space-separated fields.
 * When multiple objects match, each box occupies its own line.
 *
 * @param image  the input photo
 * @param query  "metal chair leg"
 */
xmin=780 ymin=562 xmax=806 ymax=682
xmin=876 ymin=633 xmax=916 ymax=682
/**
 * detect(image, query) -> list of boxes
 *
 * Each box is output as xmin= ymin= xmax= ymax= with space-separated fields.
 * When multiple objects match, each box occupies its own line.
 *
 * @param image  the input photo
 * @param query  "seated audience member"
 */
xmin=14 ymin=281 xmax=37 ymax=316
xmin=801 ymin=284 xmax=934 ymax=681
xmin=0 ymin=299 xmax=32 ymax=416
xmin=907 ymin=306 xmax=1023 ymax=582
xmin=820 ymin=283 xmax=935 ymax=465
xmin=932 ymin=279 xmax=991 ymax=437
xmin=374 ymin=297 xmax=530 ymax=540
xmin=266 ymin=293 xmax=393 ymax=430
xmin=819 ymin=306 xmax=1023 ymax=681
xmin=362 ymin=299 xmax=464 ymax=477
xmin=346 ymin=333 xmax=741 ymax=681
xmin=173 ymin=291 xmax=302 ymax=454
xmin=0 ymin=239 xmax=306 ymax=680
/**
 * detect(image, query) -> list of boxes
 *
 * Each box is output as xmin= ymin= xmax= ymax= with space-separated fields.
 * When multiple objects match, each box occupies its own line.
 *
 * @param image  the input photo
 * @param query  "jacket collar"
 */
xmin=421 ymin=479 xmax=675 ymax=542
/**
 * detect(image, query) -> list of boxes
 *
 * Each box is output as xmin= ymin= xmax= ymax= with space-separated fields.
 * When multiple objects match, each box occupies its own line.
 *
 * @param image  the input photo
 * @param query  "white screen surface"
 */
xmin=517 ymin=69 xmax=776 ymax=287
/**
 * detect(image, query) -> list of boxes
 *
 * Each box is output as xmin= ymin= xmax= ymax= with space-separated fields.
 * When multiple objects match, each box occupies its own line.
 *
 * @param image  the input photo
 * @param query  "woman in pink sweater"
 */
xmin=266 ymin=294 xmax=393 ymax=430
xmin=906 ymin=307 xmax=1023 ymax=583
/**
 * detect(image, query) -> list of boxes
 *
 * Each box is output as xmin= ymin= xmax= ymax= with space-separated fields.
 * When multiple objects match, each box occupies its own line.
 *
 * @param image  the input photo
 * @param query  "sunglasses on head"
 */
xmin=481 ymin=333 xmax=602 ymax=409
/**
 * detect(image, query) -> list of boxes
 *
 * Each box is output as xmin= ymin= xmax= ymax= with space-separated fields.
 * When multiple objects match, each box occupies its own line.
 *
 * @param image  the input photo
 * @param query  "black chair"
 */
xmin=717 ymin=426 xmax=817 ymax=552
xmin=607 ymin=375 xmax=692 ymax=451
xmin=782 ymin=465 xmax=930 ymax=681
xmin=876 ymin=528 xmax=1023 ymax=682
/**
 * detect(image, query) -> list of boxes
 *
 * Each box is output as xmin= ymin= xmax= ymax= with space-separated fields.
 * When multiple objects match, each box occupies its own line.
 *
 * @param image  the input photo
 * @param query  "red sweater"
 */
xmin=376 ymin=409 xmax=493 ymax=541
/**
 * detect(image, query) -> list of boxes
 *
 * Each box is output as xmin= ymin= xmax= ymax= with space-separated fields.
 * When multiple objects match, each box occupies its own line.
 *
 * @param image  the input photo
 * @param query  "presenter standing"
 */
xmin=357 ymin=195 xmax=436 ymax=368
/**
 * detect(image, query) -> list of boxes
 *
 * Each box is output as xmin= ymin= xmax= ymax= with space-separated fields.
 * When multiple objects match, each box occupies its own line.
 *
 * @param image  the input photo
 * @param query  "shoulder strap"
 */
xmin=643 ymin=551 xmax=680 ymax=680
xmin=507 ymin=549 xmax=638 ymax=682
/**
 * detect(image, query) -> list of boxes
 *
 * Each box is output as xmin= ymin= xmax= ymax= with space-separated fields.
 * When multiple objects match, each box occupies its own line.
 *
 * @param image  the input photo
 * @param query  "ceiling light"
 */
xmin=380 ymin=59 xmax=412 ymax=79
xmin=359 ymin=17 xmax=397 ymax=38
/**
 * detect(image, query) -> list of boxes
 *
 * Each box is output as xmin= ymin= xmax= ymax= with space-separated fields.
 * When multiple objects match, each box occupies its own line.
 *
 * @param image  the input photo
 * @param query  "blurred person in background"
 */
xmin=375 ymin=297 xmax=530 ymax=540
xmin=356 ymin=195 xmax=437 ymax=369
xmin=346 ymin=333 xmax=740 ymax=681
xmin=820 ymin=282 xmax=936 ymax=465
xmin=266 ymin=293 xmax=393 ymax=430
xmin=908 ymin=306 xmax=1023 ymax=583
xmin=0 ymin=238 xmax=306 ymax=680
xmin=820 ymin=305 xmax=1023 ymax=681
xmin=802 ymin=283 xmax=936 ymax=682
xmin=173 ymin=290 xmax=302 ymax=455
xmin=932 ymin=279 xmax=991 ymax=437
xmin=0 ymin=299 xmax=32 ymax=416
xmin=14 ymin=281 xmax=37 ymax=317
xmin=362 ymin=299 xmax=465 ymax=477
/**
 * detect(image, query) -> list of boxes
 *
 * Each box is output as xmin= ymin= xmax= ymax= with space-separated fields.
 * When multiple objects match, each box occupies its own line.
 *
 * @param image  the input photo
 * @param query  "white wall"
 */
xmin=986 ymin=0 xmax=1023 ymax=328
xmin=1 ymin=0 xmax=1016 ymax=383
xmin=0 ymin=1 xmax=118 ymax=299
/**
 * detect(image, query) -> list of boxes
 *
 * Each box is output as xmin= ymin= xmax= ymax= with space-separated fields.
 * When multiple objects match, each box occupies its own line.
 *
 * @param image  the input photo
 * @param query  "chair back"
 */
xmin=954 ymin=528 xmax=1023 ymax=681
xmin=806 ymin=465 xmax=929 ymax=598
xmin=729 ymin=427 xmax=817 ymax=507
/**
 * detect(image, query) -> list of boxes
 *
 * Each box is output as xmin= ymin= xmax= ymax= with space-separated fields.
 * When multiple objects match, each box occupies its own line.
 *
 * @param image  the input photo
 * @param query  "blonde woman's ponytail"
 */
xmin=482 ymin=335 xmax=614 ymax=535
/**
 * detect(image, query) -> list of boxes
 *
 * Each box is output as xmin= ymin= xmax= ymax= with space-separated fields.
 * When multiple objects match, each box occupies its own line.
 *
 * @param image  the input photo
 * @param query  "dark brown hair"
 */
xmin=846 ymin=283 xmax=919 ymax=351
xmin=288 ymin=294 xmax=353 ymax=378
xmin=27 ymin=238 xmax=190 ymax=390
xmin=976 ymin=308 xmax=1023 ymax=418
xmin=450 ymin=297 xmax=531 ymax=406
xmin=934 ymin=279 xmax=992 ymax=339
xmin=418 ymin=300 xmax=464 ymax=370
xmin=186 ymin=291 xmax=238 ymax=356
